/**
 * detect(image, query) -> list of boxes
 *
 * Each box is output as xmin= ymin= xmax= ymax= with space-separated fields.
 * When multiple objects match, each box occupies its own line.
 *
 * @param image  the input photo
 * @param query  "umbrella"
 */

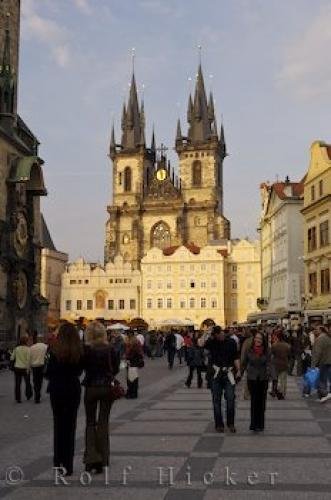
xmin=108 ymin=323 xmax=130 ymax=331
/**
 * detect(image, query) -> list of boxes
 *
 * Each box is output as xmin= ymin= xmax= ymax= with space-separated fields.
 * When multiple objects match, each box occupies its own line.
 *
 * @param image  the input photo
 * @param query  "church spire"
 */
xmin=187 ymin=64 xmax=212 ymax=144
xmin=220 ymin=121 xmax=227 ymax=157
xmin=0 ymin=15 xmax=16 ymax=118
xmin=120 ymin=71 xmax=145 ymax=151
xmin=109 ymin=122 xmax=116 ymax=159
xmin=175 ymin=118 xmax=183 ymax=148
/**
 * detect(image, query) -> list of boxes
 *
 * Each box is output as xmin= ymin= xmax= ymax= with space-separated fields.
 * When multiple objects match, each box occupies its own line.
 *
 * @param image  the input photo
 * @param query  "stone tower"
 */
xmin=0 ymin=0 xmax=20 ymax=114
xmin=175 ymin=65 xmax=230 ymax=245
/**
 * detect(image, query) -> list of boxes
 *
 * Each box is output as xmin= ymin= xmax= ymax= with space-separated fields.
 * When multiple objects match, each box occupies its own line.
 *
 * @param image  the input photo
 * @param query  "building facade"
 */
xmin=302 ymin=141 xmax=331 ymax=311
xmin=141 ymin=245 xmax=227 ymax=328
xmin=60 ymin=256 xmax=140 ymax=322
xmin=259 ymin=179 xmax=304 ymax=315
xmin=40 ymin=216 xmax=68 ymax=325
xmin=225 ymin=239 xmax=261 ymax=325
xmin=105 ymin=65 xmax=230 ymax=270
xmin=0 ymin=1 xmax=48 ymax=343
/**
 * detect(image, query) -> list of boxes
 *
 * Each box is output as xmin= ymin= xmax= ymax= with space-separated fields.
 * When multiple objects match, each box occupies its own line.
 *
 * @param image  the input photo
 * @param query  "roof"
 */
xmin=217 ymin=249 xmax=228 ymax=257
xmin=162 ymin=243 xmax=201 ymax=256
xmin=261 ymin=180 xmax=303 ymax=200
xmin=41 ymin=214 xmax=56 ymax=251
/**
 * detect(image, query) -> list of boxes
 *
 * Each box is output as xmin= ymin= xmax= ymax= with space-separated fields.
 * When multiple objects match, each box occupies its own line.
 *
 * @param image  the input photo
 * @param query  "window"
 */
xmin=320 ymin=221 xmax=329 ymax=247
xmin=124 ymin=166 xmax=132 ymax=192
xmin=78 ymin=280 xmax=82 ymax=284
xmin=151 ymin=221 xmax=171 ymax=250
xmin=108 ymin=300 xmax=114 ymax=310
xmin=232 ymin=280 xmax=237 ymax=290
xmin=190 ymin=280 xmax=195 ymax=288
xmin=147 ymin=280 xmax=152 ymax=289
xmin=119 ymin=299 xmax=125 ymax=310
xmin=147 ymin=298 xmax=152 ymax=309
xmin=70 ymin=280 xmax=76 ymax=285
xmin=201 ymin=297 xmax=206 ymax=308
xmin=192 ymin=160 xmax=202 ymax=187
xmin=157 ymin=298 xmax=163 ymax=309
xmin=130 ymin=299 xmax=136 ymax=310
xmin=232 ymin=265 xmax=237 ymax=272
xmin=157 ymin=281 xmax=163 ymax=289
xmin=311 ymin=185 xmax=315 ymax=201
xmin=201 ymin=281 xmax=206 ymax=289
xmin=109 ymin=279 xmax=113 ymax=284
xmin=166 ymin=281 xmax=172 ymax=289
xmin=321 ymin=268 xmax=330 ymax=294
xmin=319 ymin=180 xmax=323 ymax=196
xmin=211 ymin=298 xmax=218 ymax=308
xmin=166 ymin=298 xmax=172 ymax=309
xmin=189 ymin=297 xmax=195 ymax=308
xmin=87 ymin=300 xmax=93 ymax=310
xmin=180 ymin=298 xmax=186 ymax=309
xmin=308 ymin=227 xmax=317 ymax=252
xmin=85 ymin=280 xmax=89 ymax=284
xmin=65 ymin=300 xmax=71 ymax=311
xmin=77 ymin=300 xmax=82 ymax=310
xmin=211 ymin=280 xmax=217 ymax=288
xmin=309 ymin=272 xmax=317 ymax=296
xmin=95 ymin=290 xmax=106 ymax=309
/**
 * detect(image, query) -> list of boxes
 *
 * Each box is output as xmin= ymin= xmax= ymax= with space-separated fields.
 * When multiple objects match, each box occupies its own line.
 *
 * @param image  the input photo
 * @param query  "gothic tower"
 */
xmin=176 ymin=64 xmax=230 ymax=244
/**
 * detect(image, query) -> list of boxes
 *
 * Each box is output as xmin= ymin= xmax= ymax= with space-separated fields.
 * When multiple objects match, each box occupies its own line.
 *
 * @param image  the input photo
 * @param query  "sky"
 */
xmin=18 ymin=0 xmax=331 ymax=261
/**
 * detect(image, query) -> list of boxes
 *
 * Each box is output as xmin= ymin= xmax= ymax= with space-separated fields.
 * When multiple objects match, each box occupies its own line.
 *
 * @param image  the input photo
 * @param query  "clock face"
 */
xmin=156 ymin=169 xmax=167 ymax=181
xmin=14 ymin=213 xmax=28 ymax=257
xmin=15 ymin=271 xmax=28 ymax=310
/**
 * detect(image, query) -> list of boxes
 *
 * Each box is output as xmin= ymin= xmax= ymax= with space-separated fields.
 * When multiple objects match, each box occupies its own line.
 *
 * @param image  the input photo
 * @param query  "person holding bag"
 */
xmin=125 ymin=330 xmax=144 ymax=399
xmin=241 ymin=332 xmax=270 ymax=432
xmin=83 ymin=321 xmax=120 ymax=474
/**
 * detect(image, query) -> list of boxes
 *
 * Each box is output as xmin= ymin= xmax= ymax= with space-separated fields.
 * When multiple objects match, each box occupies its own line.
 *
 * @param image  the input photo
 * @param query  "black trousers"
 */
xmin=32 ymin=366 xmax=44 ymax=402
xmin=14 ymin=369 xmax=32 ymax=402
xmin=186 ymin=366 xmax=203 ymax=387
xmin=167 ymin=349 xmax=176 ymax=368
xmin=84 ymin=386 xmax=112 ymax=466
xmin=50 ymin=385 xmax=81 ymax=474
xmin=247 ymin=379 xmax=268 ymax=430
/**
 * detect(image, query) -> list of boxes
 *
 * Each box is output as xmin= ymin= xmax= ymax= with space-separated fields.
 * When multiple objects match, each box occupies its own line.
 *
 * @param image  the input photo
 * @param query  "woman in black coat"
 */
xmin=45 ymin=322 xmax=84 ymax=476
xmin=241 ymin=331 xmax=270 ymax=432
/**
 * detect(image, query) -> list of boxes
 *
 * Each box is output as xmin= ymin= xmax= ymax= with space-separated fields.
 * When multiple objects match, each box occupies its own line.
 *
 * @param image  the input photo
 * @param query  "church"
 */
xmin=105 ymin=64 xmax=231 ymax=269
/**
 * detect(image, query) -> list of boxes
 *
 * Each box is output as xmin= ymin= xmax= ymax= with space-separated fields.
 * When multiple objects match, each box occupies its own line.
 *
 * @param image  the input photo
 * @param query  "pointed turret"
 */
xmin=121 ymin=71 xmax=145 ymax=151
xmin=208 ymin=91 xmax=215 ymax=122
xmin=187 ymin=94 xmax=193 ymax=123
xmin=109 ymin=123 xmax=116 ymax=159
xmin=151 ymin=127 xmax=156 ymax=151
xmin=0 ymin=21 xmax=16 ymax=118
xmin=175 ymin=118 xmax=183 ymax=148
xmin=187 ymin=65 xmax=212 ymax=144
xmin=220 ymin=122 xmax=227 ymax=157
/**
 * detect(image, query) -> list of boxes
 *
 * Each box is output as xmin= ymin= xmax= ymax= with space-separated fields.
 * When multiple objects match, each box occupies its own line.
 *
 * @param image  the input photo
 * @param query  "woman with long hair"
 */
xmin=45 ymin=322 xmax=83 ymax=476
xmin=83 ymin=321 xmax=119 ymax=474
xmin=241 ymin=331 xmax=270 ymax=432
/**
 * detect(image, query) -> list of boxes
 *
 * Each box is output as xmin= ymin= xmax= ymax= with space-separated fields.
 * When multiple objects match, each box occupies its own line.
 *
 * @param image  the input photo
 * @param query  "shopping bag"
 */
xmin=303 ymin=367 xmax=320 ymax=390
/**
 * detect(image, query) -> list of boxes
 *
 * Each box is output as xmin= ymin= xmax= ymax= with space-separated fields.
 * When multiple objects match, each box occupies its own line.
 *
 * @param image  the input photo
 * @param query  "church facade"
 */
xmin=105 ymin=65 xmax=230 ymax=269
xmin=0 ymin=1 xmax=48 ymax=344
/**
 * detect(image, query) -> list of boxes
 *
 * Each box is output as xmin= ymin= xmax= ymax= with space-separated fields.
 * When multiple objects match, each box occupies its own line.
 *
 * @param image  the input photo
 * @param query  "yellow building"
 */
xmin=141 ymin=245 xmax=228 ymax=329
xmin=302 ymin=141 xmax=331 ymax=311
xmin=225 ymin=239 xmax=261 ymax=325
xmin=60 ymin=255 xmax=141 ymax=322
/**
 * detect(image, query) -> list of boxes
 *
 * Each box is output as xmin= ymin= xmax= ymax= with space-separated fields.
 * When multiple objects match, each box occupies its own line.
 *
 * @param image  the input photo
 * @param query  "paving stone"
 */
xmin=193 ymin=436 xmax=224 ymax=453
xmin=112 ymin=421 xmax=208 ymax=435
xmin=204 ymin=491 xmax=331 ymax=500
xmin=221 ymin=436 xmax=331 ymax=454
xmin=110 ymin=435 xmax=200 ymax=453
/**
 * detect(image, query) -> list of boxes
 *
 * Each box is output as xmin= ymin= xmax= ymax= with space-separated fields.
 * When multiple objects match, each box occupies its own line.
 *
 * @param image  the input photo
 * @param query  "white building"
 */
xmin=259 ymin=179 xmax=304 ymax=314
xmin=60 ymin=255 xmax=141 ymax=322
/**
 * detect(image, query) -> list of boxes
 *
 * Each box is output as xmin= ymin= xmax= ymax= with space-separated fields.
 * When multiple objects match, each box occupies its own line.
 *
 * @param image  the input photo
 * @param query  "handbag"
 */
xmin=109 ymin=378 xmax=125 ymax=402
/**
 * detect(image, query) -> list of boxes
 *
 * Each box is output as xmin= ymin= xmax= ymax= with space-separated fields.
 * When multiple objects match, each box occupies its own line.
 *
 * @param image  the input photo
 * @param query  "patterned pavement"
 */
xmin=0 ymin=358 xmax=331 ymax=499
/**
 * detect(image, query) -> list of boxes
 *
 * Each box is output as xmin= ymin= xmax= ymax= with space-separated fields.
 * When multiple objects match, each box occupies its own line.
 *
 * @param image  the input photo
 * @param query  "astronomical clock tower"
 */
xmin=0 ymin=1 xmax=48 ymax=343
xmin=105 ymin=64 xmax=230 ymax=269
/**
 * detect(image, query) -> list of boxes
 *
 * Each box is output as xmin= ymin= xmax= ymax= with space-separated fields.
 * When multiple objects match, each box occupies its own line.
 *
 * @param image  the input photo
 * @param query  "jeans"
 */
xmin=186 ymin=366 xmax=203 ymax=388
xmin=177 ymin=347 xmax=184 ymax=365
xmin=211 ymin=373 xmax=236 ymax=428
xmin=318 ymin=364 xmax=331 ymax=397
xmin=14 ymin=369 xmax=32 ymax=402
xmin=32 ymin=366 xmax=44 ymax=402
xmin=84 ymin=386 xmax=112 ymax=466
xmin=167 ymin=349 xmax=176 ymax=369
xmin=247 ymin=379 xmax=268 ymax=430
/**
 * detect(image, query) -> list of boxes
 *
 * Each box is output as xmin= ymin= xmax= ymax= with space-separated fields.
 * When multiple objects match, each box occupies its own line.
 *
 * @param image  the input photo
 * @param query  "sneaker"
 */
xmin=319 ymin=393 xmax=331 ymax=403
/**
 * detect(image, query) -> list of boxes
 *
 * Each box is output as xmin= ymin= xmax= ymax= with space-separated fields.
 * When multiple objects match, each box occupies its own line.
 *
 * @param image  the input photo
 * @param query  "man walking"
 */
xmin=30 ymin=335 xmax=48 ymax=403
xmin=271 ymin=332 xmax=291 ymax=399
xmin=203 ymin=326 xmax=240 ymax=433
xmin=164 ymin=330 xmax=177 ymax=369
xmin=312 ymin=326 xmax=331 ymax=403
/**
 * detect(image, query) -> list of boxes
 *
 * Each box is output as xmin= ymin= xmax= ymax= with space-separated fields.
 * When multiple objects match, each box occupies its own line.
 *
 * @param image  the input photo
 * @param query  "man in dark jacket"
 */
xmin=164 ymin=330 xmax=177 ymax=369
xmin=202 ymin=326 xmax=240 ymax=433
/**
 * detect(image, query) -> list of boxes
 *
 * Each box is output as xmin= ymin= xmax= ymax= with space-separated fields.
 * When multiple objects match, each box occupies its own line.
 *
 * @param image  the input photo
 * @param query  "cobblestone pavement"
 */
xmin=0 ymin=358 xmax=331 ymax=499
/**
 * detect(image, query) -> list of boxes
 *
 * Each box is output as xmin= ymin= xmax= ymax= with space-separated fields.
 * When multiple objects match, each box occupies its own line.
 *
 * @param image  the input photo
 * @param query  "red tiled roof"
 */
xmin=325 ymin=145 xmax=331 ymax=160
xmin=272 ymin=181 xmax=303 ymax=200
xmin=217 ymin=249 xmax=228 ymax=257
xmin=162 ymin=243 xmax=201 ymax=256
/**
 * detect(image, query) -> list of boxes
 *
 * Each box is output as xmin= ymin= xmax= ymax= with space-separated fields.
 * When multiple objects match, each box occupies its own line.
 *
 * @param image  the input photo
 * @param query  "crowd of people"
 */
xmin=3 ymin=320 xmax=331 ymax=476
